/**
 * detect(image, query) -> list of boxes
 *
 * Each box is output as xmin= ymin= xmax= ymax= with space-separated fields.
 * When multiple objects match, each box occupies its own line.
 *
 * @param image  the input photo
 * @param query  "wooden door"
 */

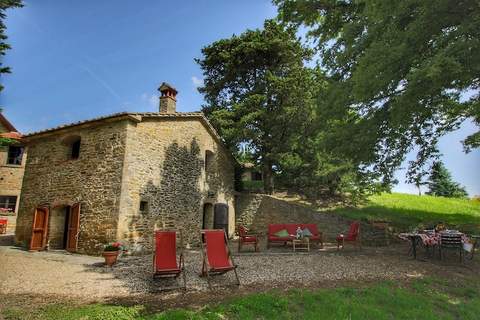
xmin=66 ymin=203 xmax=81 ymax=252
xmin=29 ymin=207 xmax=49 ymax=251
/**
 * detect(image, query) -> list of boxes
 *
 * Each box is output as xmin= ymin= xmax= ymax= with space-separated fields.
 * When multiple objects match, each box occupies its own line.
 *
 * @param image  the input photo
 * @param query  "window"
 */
xmin=7 ymin=146 xmax=24 ymax=165
xmin=61 ymin=135 xmax=81 ymax=160
xmin=205 ymin=150 xmax=214 ymax=172
xmin=139 ymin=201 xmax=149 ymax=214
xmin=70 ymin=139 xmax=81 ymax=159
xmin=0 ymin=196 xmax=17 ymax=212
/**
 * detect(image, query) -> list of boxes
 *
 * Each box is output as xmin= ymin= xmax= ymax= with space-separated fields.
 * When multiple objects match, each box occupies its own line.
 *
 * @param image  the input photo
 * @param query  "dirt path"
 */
xmin=1 ymin=238 xmax=478 ymax=312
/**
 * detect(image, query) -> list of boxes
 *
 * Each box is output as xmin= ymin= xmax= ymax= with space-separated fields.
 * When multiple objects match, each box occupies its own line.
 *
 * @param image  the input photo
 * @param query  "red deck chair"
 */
xmin=336 ymin=221 xmax=361 ymax=250
xmin=153 ymin=230 xmax=186 ymax=291
xmin=238 ymin=225 xmax=259 ymax=252
xmin=201 ymin=229 xmax=240 ymax=289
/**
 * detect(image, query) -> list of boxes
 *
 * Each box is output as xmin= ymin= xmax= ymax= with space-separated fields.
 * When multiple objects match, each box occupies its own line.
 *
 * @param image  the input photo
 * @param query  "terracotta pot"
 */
xmin=102 ymin=250 xmax=119 ymax=266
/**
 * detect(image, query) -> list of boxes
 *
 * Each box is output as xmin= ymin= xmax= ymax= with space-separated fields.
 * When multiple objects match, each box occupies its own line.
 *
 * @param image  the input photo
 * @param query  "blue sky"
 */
xmin=1 ymin=1 xmax=479 ymax=196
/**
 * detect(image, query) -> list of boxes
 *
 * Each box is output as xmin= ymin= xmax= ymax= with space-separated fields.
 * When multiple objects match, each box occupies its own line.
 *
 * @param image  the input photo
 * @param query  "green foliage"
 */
xmin=332 ymin=192 xmax=480 ymax=232
xmin=3 ymin=304 xmax=144 ymax=320
xmin=0 ymin=0 xmax=23 ymax=98
xmin=196 ymin=20 xmax=318 ymax=194
xmin=5 ymin=277 xmax=480 ymax=319
xmin=275 ymin=0 xmax=480 ymax=184
xmin=197 ymin=20 xmax=382 ymax=198
xmin=426 ymin=161 xmax=468 ymax=198
xmin=0 ymin=136 xmax=17 ymax=146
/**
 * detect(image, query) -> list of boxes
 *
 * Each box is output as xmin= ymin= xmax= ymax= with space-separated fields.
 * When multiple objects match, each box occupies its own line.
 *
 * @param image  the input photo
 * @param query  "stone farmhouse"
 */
xmin=0 ymin=113 xmax=26 ymax=233
xmin=15 ymin=83 xmax=236 ymax=254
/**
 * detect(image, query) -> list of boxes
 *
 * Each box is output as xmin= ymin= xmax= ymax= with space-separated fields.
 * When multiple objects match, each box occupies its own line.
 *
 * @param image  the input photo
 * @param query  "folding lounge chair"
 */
xmin=201 ymin=229 xmax=240 ymax=289
xmin=153 ymin=230 xmax=186 ymax=291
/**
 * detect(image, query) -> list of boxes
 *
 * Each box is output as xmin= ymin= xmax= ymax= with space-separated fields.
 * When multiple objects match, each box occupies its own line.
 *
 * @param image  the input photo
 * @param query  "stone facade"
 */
xmin=15 ymin=118 xmax=130 ymax=252
xmin=117 ymin=117 xmax=235 ymax=253
xmin=15 ymin=112 xmax=235 ymax=254
xmin=0 ymin=114 xmax=26 ymax=233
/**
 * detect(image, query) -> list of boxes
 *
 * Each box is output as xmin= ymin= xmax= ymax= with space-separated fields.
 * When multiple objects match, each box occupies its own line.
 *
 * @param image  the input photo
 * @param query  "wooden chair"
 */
xmin=237 ymin=225 xmax=259 ymax=252
xmin=201 ymin=229 xmax=240 ymax=289
xmin=153 ymin=230 xmax=186 ymax=291
xmin=336 ymin=221 xmax=361 ymax=250
xmin=439 ymin=232 xmax=464 ymax=263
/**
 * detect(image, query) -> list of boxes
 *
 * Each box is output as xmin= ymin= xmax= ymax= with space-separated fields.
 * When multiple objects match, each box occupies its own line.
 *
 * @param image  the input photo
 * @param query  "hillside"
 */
xmin=332 ymin=193 xmax=480 ymax=232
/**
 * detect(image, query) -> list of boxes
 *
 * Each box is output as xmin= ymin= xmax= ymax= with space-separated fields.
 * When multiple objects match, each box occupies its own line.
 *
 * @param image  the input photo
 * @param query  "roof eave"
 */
xmin=22 ymin=113 xmax=142 ymax=141
xmin=0 ymin=113 xmax=17 ymax=132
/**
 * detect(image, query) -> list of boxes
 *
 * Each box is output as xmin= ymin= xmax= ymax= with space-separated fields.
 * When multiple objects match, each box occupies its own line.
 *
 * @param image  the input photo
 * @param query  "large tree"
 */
xmin=275 ymin=0 xmax=480 ymax=185
xmin=196 ymin=20 xmax=318 ymax=194
xmin=426 ymin=161 xmax=468 ymax=198
xmin=1 ymin=0 xmax=23 ymax=110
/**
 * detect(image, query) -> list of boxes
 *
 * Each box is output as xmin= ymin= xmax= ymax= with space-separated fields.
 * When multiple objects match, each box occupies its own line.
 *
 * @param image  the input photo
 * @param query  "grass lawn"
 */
xmin=4 ymin=276 xmax=480 ymax=320
xmin=332 ymin=193 xmax=480 ymax=233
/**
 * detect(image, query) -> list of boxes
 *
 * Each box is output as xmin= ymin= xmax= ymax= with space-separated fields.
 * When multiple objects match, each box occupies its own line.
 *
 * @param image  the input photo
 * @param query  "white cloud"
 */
xmin=149 ymin=95 xmax=157 ymax=107
xmin=191 ymin=76 xmax=203 ymax=88
xmin=141 ymin=93 xmax=158 ymax=108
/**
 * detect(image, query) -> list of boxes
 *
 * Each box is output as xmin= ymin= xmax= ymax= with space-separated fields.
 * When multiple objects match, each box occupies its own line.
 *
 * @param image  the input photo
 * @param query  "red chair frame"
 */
xmin=0 ymin=218 xmax=7 ymax=234
xmin=153 ymin=230 xmax=186 ymax=291
xmin=201 ymin=229 xmax=240 ymax=289
xmin=337 ymin=221 xmax=361 ymax=250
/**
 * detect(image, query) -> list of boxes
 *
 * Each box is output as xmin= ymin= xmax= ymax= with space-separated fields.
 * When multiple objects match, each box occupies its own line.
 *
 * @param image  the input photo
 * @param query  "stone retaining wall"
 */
xmin=235 ymin=194 xmax=391 ymax=246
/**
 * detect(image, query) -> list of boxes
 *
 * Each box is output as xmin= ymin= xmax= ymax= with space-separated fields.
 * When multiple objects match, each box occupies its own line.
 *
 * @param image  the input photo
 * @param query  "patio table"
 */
xmin=398 ymin=232 xmax=439 ymax=260
xmin=292 ymin=237 xmax=310 ymax=252
xmin=399 ymin=231 xmax=471 ymax=260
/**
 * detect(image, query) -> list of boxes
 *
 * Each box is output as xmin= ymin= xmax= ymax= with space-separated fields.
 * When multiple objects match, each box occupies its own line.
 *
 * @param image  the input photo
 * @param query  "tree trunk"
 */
xmin=262 ymin=162 xmax=274 ymax=195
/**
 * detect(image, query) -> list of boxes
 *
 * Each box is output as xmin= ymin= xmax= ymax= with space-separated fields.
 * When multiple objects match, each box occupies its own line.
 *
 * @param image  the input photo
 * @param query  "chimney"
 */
xmin=158 ymin=82 xmax=178 ymax=113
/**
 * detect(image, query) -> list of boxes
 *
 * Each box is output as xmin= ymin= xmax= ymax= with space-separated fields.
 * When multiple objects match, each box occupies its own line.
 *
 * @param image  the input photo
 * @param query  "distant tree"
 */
xmin=275 ymin=0 xmax=480 ymax=186
xmin=0 ymin=0 xmax=23 ymax=111
xmin=412 ymin=176 xmax=427 ymax=196
xmin=196 ymin=20 xmax=317 ymax=194
xmin=426 ymin=161 xmax=468 ymax=198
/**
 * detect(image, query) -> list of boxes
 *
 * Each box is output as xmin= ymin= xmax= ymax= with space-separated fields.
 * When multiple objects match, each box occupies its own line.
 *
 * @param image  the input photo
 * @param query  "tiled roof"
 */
xmin=0 ymin=131 xmax=22 ymax=139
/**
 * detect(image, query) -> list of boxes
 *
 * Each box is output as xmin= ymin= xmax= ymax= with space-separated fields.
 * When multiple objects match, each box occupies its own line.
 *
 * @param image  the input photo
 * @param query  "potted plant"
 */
xmin=102 ymin=242 xmax=123 ymax=266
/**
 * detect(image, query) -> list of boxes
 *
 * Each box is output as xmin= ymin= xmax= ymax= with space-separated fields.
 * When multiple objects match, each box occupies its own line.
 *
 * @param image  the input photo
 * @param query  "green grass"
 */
xmin=4 ymin=277 xmax=480 ymax=320
xmin=332 ymin=193 xmax=480 ymax=232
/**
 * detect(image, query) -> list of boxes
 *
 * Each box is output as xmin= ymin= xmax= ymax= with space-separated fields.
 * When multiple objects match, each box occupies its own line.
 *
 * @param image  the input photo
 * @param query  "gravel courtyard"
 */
xmin=1 ymin=235 xmax=478 ymax=311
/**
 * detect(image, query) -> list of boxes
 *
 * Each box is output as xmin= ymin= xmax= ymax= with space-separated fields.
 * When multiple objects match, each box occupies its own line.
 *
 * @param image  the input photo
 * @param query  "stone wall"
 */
xmin=235 ymin=194 xmax=391 ymax=245
xmin=117 ymin=117 xmax=235 ymax=253
xmin=0 ymin=124 xmax=26 ymax=233
xmin=15 ymin=120 xmax=130 ymax=253
xmin=0 ymin=146 xmax=26 ymax=206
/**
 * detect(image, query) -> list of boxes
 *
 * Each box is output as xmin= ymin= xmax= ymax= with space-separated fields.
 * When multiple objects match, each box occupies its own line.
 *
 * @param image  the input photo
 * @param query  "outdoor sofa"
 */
xmin=267 ymin=223 xmax=323 ymax=248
